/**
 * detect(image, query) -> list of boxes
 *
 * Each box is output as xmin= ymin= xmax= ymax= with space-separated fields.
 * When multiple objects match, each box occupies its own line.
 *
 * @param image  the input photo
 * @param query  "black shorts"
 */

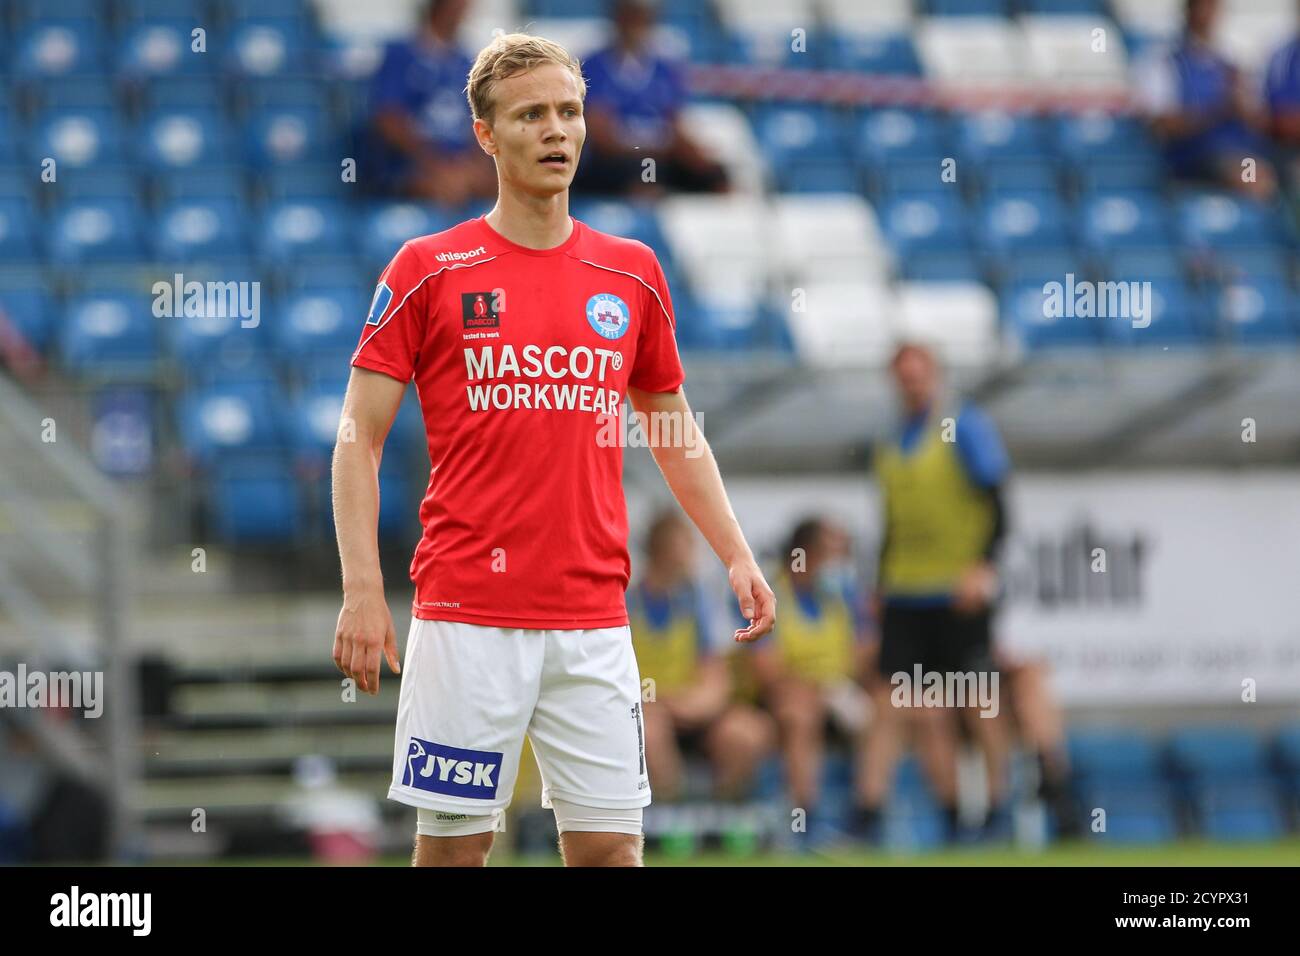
xmin=877 ymin=602 xmax=996 ymax=681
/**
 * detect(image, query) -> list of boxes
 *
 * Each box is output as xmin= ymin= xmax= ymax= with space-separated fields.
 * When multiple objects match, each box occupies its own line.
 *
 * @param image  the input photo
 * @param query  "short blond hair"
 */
xmin=465 ymin=32 xmax=586 ymax=125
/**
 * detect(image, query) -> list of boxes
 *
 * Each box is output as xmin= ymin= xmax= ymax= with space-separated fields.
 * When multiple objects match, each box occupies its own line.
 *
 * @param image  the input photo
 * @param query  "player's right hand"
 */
xmin=333 ymin=589 xmax=401 ymax=695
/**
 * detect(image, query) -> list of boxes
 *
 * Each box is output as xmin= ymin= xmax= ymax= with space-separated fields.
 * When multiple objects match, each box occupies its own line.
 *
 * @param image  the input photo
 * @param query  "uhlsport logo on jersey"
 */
xmin=585 ymin=292 xmax=630 ymax=340
xmin=402 ymin=737 xmax=502 ymax=799
xmin=366 ymin=281 xmax=394 ymax=326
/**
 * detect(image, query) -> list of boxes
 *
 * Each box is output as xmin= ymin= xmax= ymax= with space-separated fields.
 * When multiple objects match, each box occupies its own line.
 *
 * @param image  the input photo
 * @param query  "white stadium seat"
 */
xmin=312 ymin=0 xmax=420 ymax=41
xmin=659 ymin=195 xmax=775 ymax=294
xmin=894 ymin=281 xmax=1000 ymax=367
xmin=785 ymin=280 xmax=898 ymax=367
xmin=678 ymin=102 xmax=767 ymax=198
xmin=821 ymin=0 xmax=916 ymax=34
xmin=714 ymin=0 xmax=819 ymax=33
xmin=1109 ymin=0 xmax=1182 ymax=38
xmin=1020 ymin=16 xmax=1129 ymax=91
xmin=915 ymin=18 xmax=1027 ymax=85
xmin=772 ymin=194 xmax=890 ymax=285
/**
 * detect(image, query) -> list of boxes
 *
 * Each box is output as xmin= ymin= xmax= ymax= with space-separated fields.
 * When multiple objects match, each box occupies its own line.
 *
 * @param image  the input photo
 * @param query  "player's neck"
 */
xmin=484 ymin=191 xmax=573 ymax=250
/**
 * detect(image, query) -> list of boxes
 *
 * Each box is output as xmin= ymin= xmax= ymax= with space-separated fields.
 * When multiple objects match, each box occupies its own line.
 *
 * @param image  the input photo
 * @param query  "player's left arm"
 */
xmin=627 ymin=385 xmax=775 ymax=643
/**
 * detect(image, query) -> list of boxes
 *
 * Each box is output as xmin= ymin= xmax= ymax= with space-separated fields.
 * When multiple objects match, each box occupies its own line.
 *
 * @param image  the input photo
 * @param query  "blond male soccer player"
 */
xmin=331 ymin=33 xmax=775 ymax=868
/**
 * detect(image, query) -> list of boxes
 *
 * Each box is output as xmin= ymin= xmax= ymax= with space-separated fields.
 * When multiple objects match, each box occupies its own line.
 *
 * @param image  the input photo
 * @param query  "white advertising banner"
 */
xmin=722 ymin=472 xmax=1300 ymax=706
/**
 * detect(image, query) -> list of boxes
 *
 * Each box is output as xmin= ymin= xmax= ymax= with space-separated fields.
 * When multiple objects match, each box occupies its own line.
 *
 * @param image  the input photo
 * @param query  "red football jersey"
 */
xmin=352 ymin=215 xmax=685 ymax=629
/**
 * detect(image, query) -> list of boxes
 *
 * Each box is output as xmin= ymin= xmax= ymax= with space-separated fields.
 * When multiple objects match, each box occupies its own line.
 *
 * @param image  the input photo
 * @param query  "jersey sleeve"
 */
xmin=955 ymin=405 xmax=1010 ymax=488
xmin=351 ymin=241 xmax=432 ymax=383
xmin=628 ymin=250 xmax=685 ymax=393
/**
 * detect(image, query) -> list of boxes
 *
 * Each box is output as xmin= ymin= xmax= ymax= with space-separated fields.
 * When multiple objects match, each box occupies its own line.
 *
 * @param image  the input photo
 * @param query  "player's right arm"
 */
xmin=331 ymin=366 xmax=406 ymax=695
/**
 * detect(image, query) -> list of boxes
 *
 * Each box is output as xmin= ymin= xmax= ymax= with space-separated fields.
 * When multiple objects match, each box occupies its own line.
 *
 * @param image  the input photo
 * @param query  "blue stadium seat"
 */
xmin=1096 ymin=244 xmax=1186 ymax=279
xmin=0 ymin=288 xmax=55 ymax=354
xmin=1076 ymin=783 xmax=1179 ymax=843
xmin=957 ymin=111 xmax=1050 ymax=165
xmin=224 ymin=0 xmax=318 ymax=19
xmin=1023 ymin=0 xmax=1106 ymax=11
xmin=1068 ymin=729 xmax=1166 ymax=784
xmin=209 ymin=454 xmax=303 ymax=544
xmin=49 ymin=198 xmax=146 ymax=263
xmin=900 ymin=249 xmax=985 ymax=282
xmin=1102 ymin=276 xmax=1206 ymax=345
xmin=15 ymin=0 xmax=106 ymax=19
xmin=1216 ymin=278 xmax=1297 ymax=343
xmin=1193 ymin=782 xmax=1286 ymax=841
xmin=178 ymin=381 xmax=284 ymax=465
xmin=273 ymin=286 xmax=366 ymax=362
xmin=979 ymin=158 xmax=1062 ymax=195
xmin=318 ymin=458 xmax=412 ymax=539
xmin=258 ymin=198 xmax=354 ymax=261
xmin=873 ymin=159 xmax=957 ymax=196
xmin=60 ymin=292 xmax=159 ymax=374
xmin=244 ymin=105 xmax=332 ymax=166
xmin=978 ymin=192 xmax=1071 ymax=253
xmin=117 ymin=20 xmax=212 ymax=78
xmin=756 ymin=106 xmax=855 ymax=193
xmin=1177 ymin=192 xmax=1285 ymax=249
xmin=13 ymin=20 xmax=103 ymax=79
xmin=155 ymin=167 xmax=248 ymax=201
xmin=888 ymin=757 xmax=948 ymax=850
xmin=0 ymin=196 xmax=40 ymax=264
xmin=995 ymin=245 xmax=1089 ymax=283
xmin=57 ymin=169 xmax=143 ymax=200
xmin=171 ymin=309 xmax=275 ymax=385
xmin=928 ymin=0 xmax=1008 ymax=14
xmin=1003 ymin=278 xmax=1103 ymax=348
xmin=224 ymin=19 xmax=309 ymax=78
xmin=139 ymin=76 xmax=225 ymax=111
xmin=119 ymin=0 xmax=209 ymax=16
xmin=30 ymin=108 xmax=124 ymax=169
xmin=360 ymin=202 xmax=455 ymax=269
xmin=1081 ymin=190 xmax=1172 ymax=251
xmin=568 ymin=199 xmax=669 ymax=255
xmin=291 ymin=383 xmax=346 ymax=460
xmin=30 ymin=76 xmax=116 ymax=109
xmin=856 ymin=109 xmax=949 ymax=168
xmin=879 ymin=192 xmax=971 ymax=255
xmin=1208 ymin=246 xmax=1292 ymax=282
xmin=827 ymin=32 xmax=921 ymax=74
xmin=153 ymin=197 xmax=250 ymax=261
xmin=260 ymin=164 xmax=351 ymax=200
xmin=138 ymin=108 xmax=233 ymax=169
xmin=1169 ymin=726 xmax=1272 ymax=782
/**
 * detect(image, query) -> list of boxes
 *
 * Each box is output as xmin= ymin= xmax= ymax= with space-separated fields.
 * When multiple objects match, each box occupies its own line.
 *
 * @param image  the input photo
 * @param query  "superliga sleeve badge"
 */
xmin=585 ymin=293 xmax=630 ymax=340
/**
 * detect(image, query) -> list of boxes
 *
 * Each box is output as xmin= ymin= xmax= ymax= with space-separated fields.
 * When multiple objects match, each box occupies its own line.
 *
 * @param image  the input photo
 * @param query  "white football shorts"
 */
xmin=388 ymin=618 xmax=652 ymax=819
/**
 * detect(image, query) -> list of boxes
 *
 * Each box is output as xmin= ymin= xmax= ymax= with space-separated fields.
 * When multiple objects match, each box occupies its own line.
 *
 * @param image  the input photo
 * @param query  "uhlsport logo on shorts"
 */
xmin=366 ymin=282 xmax=393 ymax=326
xmin=403 ymin=737 xmax=502 ymax=799
xmin=585 ymin=292 xmax=630 ymax=339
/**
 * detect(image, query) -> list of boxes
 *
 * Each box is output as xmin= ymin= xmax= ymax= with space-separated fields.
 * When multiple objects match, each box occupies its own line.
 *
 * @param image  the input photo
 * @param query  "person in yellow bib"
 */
xmin=630 ymin=511 xmax=776 ymax=803
xmin=752 ymin=517 xmax=870 ymax=844
xmin=853 ymin=341 xmax=1012 ymax=846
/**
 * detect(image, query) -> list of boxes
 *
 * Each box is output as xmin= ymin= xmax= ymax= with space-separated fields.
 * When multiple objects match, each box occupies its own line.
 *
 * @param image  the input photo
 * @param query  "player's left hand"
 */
xmin=729 ymin=557 xmax=776 ymax=643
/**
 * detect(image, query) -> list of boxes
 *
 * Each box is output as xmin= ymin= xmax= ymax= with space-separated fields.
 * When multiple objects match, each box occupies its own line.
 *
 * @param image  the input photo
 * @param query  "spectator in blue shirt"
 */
xmin=363 ymin=0 xmax=496 ymax=202
xmin=1265 ymin=6 xmax=1300 ymax=177
xmin=574 ymin=0 xmax=729 ymax=196
xmin=1134 ymin=0 xmax=1276 ymax=200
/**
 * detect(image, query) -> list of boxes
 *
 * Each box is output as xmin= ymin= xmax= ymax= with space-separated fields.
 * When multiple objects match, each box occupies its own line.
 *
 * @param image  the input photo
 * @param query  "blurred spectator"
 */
xmin=1265 ymin=4 xmax=1300 ymax=184
xmin=752 ymin=516 xmax=869 ymax=842
xmin=630 ymin=511 xmax=775 ymax=802
xmin=363 ymin=0 xmax=496 ymax=201
xmin=574 ymin=0 xmax=729 ymax=196
xmin=854 ymin=342 xmax=1011 ymax=845
xmin=1133 ymin=0 xmax=1276 ymax=200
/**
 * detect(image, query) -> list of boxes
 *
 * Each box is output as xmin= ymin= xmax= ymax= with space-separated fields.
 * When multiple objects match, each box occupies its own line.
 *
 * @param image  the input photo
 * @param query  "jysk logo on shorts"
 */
xmin=586 ymin=293 xmax=630 ymax=340
xmin=366 ymin=282 xmax=393 ymax=325
xmin=462 ymin=291 xmax=501 ymax=330
xmin=402 ymin=738 xmax=502 ymax=799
